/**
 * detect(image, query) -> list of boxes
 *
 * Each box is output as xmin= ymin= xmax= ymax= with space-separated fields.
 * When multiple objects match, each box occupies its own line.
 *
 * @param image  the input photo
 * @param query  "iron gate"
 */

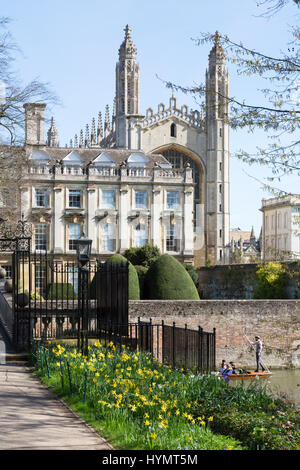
xmin=11 ymin=250 xmax=129 ymax=350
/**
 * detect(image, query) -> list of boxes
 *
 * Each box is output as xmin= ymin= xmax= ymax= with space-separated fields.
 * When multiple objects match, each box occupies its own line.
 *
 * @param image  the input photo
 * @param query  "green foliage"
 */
xmin=144 ymin=254 xmax=200 ymax=300
xmin=134 ymin=265 xmax=148 ymax=299
xmin=88 ymin=270 xmax=100 ymax=300
xmin=204 ymin=259 xmax=213 ymax=268
xmin=182 ymin=263 xmax=199 ymax=287
xmin=24 ymin=289 xmax=45 ymax=301
xmin=106 ymin=254 xmax=140 ymax=300
xmin=47 ymin=283 xmax=77 ymax=300
xmin=123 ymin=244 xmax=161 ymax=268
xmin=254 ymin=262 xmax=287 ymax=298
xmin=193 ymin=375 xmax=300 ymax=450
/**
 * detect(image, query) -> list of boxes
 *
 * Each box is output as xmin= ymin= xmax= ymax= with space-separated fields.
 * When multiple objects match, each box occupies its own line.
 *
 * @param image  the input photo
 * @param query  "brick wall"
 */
xmin=129 ymin=299 xmax=300 ymax=369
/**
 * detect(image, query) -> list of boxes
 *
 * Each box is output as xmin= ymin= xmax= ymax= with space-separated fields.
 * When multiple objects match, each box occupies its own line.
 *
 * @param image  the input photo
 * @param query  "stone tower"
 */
xmin=115 ymin=25 xmax=142 ymax=148
xmin=205 ymin=32 xmax=230 ymax=263
xmin=23 ymin=102 xmax=46 ymax=147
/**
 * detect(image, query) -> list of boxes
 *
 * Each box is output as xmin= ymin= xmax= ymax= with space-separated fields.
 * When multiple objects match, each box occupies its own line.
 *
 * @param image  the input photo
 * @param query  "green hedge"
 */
xmin=47 ymin=283 xmax=77 ymax=300
xmin=134 ymin=265 xmax=148 ymax=299
xmin=144 ymin=254 xmax=200 ymax=300
xmin=106 ymin=254 xmax=140 ymax=300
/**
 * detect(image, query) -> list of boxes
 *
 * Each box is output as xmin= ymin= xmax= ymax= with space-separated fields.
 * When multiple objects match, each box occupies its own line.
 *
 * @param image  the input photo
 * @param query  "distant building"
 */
xmin=260 ymin=194 xmax=300 ymax=260
xmin=226 ymin=227 xmax=261 ymax=264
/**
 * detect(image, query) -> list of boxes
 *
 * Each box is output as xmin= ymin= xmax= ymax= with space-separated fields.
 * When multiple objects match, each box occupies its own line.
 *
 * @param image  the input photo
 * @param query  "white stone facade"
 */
xmin=21 ymin=148 xmax=194 ymax=262
xmin=261 ymin=194 xmax=300 ymax=260
xmin=20 ymin=26 xmax=230 ymax=265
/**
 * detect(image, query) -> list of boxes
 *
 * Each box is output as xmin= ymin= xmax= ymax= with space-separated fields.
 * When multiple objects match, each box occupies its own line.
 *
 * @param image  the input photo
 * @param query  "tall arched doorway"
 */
xmin=152 ymin=144 xmax=205 ymax=216
xmin=152 ymin=144 xmax=206 ymax=266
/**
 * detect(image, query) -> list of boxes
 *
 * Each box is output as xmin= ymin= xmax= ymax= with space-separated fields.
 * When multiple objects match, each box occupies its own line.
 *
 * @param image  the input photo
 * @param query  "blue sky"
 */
xmin=1 ymin=0 xmax=299 ymax=236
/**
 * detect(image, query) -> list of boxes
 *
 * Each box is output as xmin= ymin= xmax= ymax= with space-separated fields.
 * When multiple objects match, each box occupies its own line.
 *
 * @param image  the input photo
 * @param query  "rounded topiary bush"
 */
xmin=106 ymin=254 xmax=140 ymax=300
xmin=134 ymin=265 xmax=148 ymax=299
xmin=144 ymin=254 xmax=200 ymax=300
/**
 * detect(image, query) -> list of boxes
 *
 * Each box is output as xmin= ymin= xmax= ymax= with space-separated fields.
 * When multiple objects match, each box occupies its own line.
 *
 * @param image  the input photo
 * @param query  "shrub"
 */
xmin=106 ymin=254 xmax=140 ymax=300
xmin=123 ymin=244 xmax=161 ymax=267
xmin=89 ymin=268 xmax=100 ymax=300
xmin=144 ymin=254 xmax=200 ymax=300
xmin=47 ymin=283 xmax=77 ymax=300
xmin=134 ymin=265 xmax=148 ymax=299
xmin=182 ymin=263 xmax=199 ymax=287
xmin=24 ymin=289 xmax=45 ymax=301
xmin=254 ymin=262 xmax=287 ymax=299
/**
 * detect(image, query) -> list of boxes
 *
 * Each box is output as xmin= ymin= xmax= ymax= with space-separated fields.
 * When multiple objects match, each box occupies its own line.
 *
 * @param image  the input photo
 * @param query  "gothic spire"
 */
xmin=74 ymin=134 xmax=78 ymax=148
xmin=79 ymin=129 xmax=84 ymax=148
xmin=47 ymin=117 xmax=59 ymax=147
xmin=85 ymin=124 xmax=90 ymax=147
xmin=104 ymin=105 xmax=111 ymax=136
xmin=118 ymin=24 xmax=137 ymax=60
xmin=91 ymin=117 xmax=96 ymax=145
xmin=97 ymin=111 xmax=103 ymax=144
xmin=208 ymin=30 xmax=226 ymax=65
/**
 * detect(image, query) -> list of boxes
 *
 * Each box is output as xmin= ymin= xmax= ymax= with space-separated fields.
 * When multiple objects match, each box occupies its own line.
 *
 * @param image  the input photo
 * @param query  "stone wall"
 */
xmin=129 ymin=299 xmax=300 ymax=369
xmin=197 ymin=262 xmax=300 ymax=300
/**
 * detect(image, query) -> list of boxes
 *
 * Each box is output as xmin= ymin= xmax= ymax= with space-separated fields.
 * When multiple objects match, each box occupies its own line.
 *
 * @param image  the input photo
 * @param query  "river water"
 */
xmin=266 ymin=369 xmax=300 ymax=407
xmin=230 ymin=369 xmax=300 ymax=408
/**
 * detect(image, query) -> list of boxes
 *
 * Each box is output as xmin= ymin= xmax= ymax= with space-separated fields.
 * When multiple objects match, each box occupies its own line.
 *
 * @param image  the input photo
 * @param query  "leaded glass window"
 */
xmin=69 ymin=189 xmax=81 ymax=208
xmin=135 ymin=191 xmax=147 ymax=209
xmin=68 ymin=223 xmax=81 ymax=250
xmin=35 ymin=223 xmax=47 ymax=251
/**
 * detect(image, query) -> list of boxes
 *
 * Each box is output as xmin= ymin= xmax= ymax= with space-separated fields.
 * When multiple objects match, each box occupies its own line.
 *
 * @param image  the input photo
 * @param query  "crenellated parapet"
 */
xmin=142 ymin=96 xmax=205 ymax=131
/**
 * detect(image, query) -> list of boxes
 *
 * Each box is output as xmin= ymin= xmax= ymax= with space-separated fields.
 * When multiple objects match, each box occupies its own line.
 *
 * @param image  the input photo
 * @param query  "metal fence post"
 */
xmin=161 ymin=320 xmax=164 ymax=364
xmin=172 ymin=321 xmax=176 ymax=370
xmin=184 ymin=323 xmax=188 ymax=371
xmin=213 ymin=327 xmax=216 ymax=372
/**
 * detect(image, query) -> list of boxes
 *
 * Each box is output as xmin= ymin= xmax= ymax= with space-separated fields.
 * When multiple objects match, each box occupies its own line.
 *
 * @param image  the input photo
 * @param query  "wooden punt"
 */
xmin=223 ymin=371 xmax=272 ymax=380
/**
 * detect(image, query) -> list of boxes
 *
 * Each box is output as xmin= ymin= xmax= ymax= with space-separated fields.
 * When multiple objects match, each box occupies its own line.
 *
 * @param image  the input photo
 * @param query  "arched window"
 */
xmin=170 ymin=123 xmax=176 ymax=137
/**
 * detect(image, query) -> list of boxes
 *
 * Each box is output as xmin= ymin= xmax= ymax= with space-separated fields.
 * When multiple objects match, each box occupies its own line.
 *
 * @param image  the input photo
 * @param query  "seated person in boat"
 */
xmin=221 ymin=363 xmax=233 ymax=382
xmin=229 ymin=362 xmax=239 ymax=374
xmin=218 ymin=359 xmax=227 ymax=374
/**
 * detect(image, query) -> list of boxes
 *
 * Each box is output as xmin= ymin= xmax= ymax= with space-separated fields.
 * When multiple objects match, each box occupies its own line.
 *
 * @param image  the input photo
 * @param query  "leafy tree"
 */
xmin=182 ymin=263 xmax=199 ymax=287
xmin=254 ymin=261 xmax=287 ymax=298
xmin=123 ymin=243 xmax=161 ymax=267
xmin=165 ymin=0 xmax=300 ymax=194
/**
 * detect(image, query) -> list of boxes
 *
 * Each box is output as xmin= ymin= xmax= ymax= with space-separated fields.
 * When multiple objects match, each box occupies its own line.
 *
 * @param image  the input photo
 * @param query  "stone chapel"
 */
xmin=22 ymin=25 xmax=230 ymax=266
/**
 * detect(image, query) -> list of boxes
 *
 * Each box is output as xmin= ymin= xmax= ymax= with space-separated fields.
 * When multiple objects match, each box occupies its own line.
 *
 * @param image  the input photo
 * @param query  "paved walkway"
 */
xmin=0 ymin=363 xmax=113 ymax=450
